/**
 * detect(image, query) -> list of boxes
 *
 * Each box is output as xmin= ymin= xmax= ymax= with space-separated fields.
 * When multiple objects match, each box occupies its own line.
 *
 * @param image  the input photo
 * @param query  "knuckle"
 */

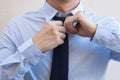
xmin=61 ymin=27 xmax=66 ymax=32
xmin=55 ymin=36 xmax=64 ymax=45
xmin=77 ymin=11 xmax=83 ymax=18
xmin=78 ymin=11 xmax=82 ymax=14
xmin=57 ymin=38 xmax=64 ymax=45
xmin=63 ymin=34 xmax=66 ymax=38
xmin=52 ymin=31 xmax=58 ymax=40
xmin=65 ymin=17 xmax=71 ymax=24
xmin=66 ymin=16 xmax=71 ymax=20
xmin=58 ymin=21 xmax=63 ymax=24
xmin=46 ymin=22 xmax=52 ymax=27
xmin=46 ymin=21 xmax=51 ymax=25
xmin=76 ymin=11 xmax=82 ymax=16
xmin=51 ymin=26 xmax=55 ymax=31
xmin=62 ymin=33 xmax=66 ymax=38
xmin=55 ymin=37 xmax=60 ymax=44
xmin=60 ymin=39 xmax=64 ymax=44
xmin=49 ymin=25 xmax=56 ymax=32
xmin=46 ymin=21 xmax=54 ymax=26
xmin=64 ymin=20 xmax=69 ymax=25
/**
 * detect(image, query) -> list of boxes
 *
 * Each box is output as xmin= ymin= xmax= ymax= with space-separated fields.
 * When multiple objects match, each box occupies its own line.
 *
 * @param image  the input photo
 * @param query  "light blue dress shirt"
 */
xmin=0 ymin=1 xmax=120 ymax=80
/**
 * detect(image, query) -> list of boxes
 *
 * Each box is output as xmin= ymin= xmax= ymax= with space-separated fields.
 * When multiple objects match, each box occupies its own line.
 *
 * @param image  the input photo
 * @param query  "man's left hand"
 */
xmin=64 ymin=11 xmax=97 ymax=38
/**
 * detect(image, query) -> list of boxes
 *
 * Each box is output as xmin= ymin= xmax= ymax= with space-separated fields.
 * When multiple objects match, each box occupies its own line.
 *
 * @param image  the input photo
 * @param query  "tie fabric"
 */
xmin=50 ymin=13 xmax=72 ymax=80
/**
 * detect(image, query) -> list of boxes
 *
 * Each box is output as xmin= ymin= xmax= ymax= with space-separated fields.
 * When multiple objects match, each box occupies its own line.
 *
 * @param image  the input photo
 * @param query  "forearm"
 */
xmin=92 ymin=17 xmax=120 ymax=53
xmin=0 ymin=38 xmax=45 ymax=80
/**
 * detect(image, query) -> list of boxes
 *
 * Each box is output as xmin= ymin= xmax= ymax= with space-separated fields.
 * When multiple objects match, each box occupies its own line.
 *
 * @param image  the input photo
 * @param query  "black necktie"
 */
xmin=50 ymin=13 xmax=72 ymax=80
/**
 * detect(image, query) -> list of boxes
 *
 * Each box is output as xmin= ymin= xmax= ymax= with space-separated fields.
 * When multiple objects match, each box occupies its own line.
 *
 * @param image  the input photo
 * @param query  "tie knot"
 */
xmin=53 ymin=13 xmax=73 ymax=22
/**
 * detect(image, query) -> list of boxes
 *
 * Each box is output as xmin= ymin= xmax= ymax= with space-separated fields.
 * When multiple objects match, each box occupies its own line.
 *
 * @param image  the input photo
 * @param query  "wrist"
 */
xmin=90 ymin=24 xmax=98 ymax=39
xmin=32 ymin=36 xmax=45 ymax=53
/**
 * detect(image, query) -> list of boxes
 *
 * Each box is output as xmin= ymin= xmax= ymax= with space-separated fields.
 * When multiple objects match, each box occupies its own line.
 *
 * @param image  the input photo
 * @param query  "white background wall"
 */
xmin=0 ymin=0 xmax=120 ymax=80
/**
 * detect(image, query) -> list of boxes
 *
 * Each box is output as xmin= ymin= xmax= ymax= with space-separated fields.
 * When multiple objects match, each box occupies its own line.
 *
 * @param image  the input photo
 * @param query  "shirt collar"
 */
xmin=42 ymin=1 xmax=84 ymax=21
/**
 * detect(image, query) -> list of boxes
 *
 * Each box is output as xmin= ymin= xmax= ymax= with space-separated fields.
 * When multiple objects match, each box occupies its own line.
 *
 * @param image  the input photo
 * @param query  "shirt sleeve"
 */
xmin=0 ymin=21 xmax=45 ymax=80
xmin=91 ymin=17 xmax=120 ymax=61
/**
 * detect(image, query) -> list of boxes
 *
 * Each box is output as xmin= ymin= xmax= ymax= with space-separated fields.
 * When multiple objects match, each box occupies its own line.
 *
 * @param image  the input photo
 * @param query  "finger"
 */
xmin=64 ymin=16 xmax=78 ymax=33
xmin=56 ymin=34 xmax=64 ymax=45
xmin=52 ymin=20 xmax=63 ymax=26
xmin=58 ymin=32 xmax=66 ymax=39
xmin=58 ymin=38 xmax=64 ymax=45
xmin=68 ymin=11 xmax=83 ymax=30
xmin=75 ymin=11 xmax=83 ymax=18
xmin=56 ymin=26 xmax=67 ymax=33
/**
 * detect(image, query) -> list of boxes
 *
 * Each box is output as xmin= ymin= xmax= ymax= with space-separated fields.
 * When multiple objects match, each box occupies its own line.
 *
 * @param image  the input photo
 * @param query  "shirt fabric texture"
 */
xmin=0 ymin=1 xmax=120 ymax=80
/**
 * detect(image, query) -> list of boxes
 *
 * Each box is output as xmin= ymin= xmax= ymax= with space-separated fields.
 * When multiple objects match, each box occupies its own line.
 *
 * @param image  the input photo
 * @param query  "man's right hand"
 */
xmin=32 ymin=21 xmax=66 ymax=52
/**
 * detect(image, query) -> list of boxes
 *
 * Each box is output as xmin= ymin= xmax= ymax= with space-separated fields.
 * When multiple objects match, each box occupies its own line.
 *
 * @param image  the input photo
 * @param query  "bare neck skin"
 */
xmin=47 ymin=0 xmax=80 ymax=13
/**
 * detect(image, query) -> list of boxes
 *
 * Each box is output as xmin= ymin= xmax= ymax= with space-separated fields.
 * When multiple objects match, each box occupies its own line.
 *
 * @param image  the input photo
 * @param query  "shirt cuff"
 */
xmin=17 ymin=38 xmax=46 ymax=65
xmin=91 ymin=24 xmax=110 ymax=44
